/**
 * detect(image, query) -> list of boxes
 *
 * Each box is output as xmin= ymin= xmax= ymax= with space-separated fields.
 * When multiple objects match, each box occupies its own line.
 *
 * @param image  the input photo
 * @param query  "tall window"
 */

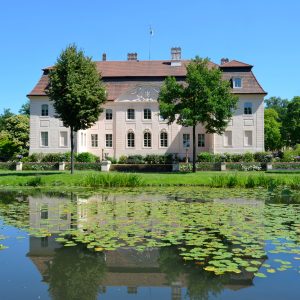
xmin=244 ymin=131 xmax=253 ymax=146
xmin=40 ymin=204 xmax=48 ymax=220
xmin=233 ymin=77 xmax=242 ymax=88
xmin=60 ymin=131 xmax=68 ymax=147
xmin=198 ymin=134 xmax=205 ymax=147
xmin=127 ymin=132 xmax=135 ymax=147
xmin=91 ymin=134 xmax=98 ymax=147
xmin=244 ymin=102 xmax=252 ymax=114
xmin=144 ymin=132 xmax=152 ymax=147
xmin=106 ymin=134 xmax=113 ymax=147
xmin=143 ymin=108 xmax=151 ymax=120
xmin=41 ymin=132 xmax=48 ymax=147
xmin=106 ymin=109 xmax=112 ymax=120
xmin=224 ymin=131 xmax=232 ymax=147
xmin=183 ymin=134 xmax=190 ymax=148
xmin=127 ymin=109 xmax=135 ymax=120
xmin=41 ymin=104 xmax=49 ymax=116
xmin=160 ymin=131 xmax=168 ymax=147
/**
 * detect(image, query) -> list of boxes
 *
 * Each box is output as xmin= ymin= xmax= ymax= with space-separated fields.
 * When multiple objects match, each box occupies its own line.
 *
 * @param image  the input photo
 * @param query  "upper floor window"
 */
xmin=244 ymin=102 xmax=253 ymax=115
xmin=127 ymin=132 xmax=135 ymax=147
xmin=106 ymin=109 xmax=112 ymax=120
xmin=143 ymin=108 xmax=151 ymax=120
xmin=198 ymin=134 xmax=205 ymax=147
xmin=91 ymin=134 xmax=98 ymax=147
xmin=41 ymin=104 xmax=49 ymax=116
xmin=144 ymin=131 xmax=152 ymax=148
xmin=233 ymin=77 xmax=242 ymax=88
xmin=183 ymin=134 xmax=190 ymax=148
xmin=127 ymin=109 xmax=135 ymax=120
xmin=160 ymin=131 xmax=168 ymax=147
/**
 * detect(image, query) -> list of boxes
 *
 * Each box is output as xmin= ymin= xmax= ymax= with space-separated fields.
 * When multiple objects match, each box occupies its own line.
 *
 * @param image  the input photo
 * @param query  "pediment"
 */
xmin=116 ymin=84 xmax=161 ymax=102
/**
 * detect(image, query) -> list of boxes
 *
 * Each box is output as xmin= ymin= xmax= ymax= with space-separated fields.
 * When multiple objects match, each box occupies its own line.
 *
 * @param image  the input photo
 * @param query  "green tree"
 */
xmin=158 ymin=57 xmax=238 ymax=172
xmin=284 ymin=96 xmax=300 ymax=146
xmin=264 ymin=108 xmax=282 ymax=151
xmin=0 ymin=108 xmax=14 ymax=131
xmin=46 ymin=45 xmax=107 ymax=173
xmin=19 ymin=100 xmax=30 ymax=116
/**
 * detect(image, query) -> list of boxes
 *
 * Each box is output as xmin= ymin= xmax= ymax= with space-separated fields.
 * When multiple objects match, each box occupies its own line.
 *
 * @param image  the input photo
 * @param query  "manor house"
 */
xmin=28 ymin=48 xmax=266 ymax=159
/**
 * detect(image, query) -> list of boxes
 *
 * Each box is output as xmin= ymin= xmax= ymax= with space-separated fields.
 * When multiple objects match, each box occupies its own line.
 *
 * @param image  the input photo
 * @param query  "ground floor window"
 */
xmin=224 ymin=131 xmax=232 ymax=147
xmin=91 ymin=134 xmax=98 ymax=147
xmin=160 ymin=131 xmax=168 ymax=147
xmin=198 ymin=133 xmax=205 ymax=147
xmin=106 ymin=134 xmax=113 ymax=147
xmin=41 ymin=132 xmax=48 ymax=147
xmin=183 ymin=134 xmax=190 ymax=148
xmin=59 ymin=131 xmax=68 ymax=147
xmin=244 ymin=130 xmax=253 ymax=146
xmin=144 ymin=132 xmax=152 ymax=147
xmin=127 ymin=132 xmax=135 ymax=147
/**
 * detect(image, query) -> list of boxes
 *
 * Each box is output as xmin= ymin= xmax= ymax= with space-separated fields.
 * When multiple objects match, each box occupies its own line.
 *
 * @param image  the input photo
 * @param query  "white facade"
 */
xmin=29 ymin=91 xmax=264 ymax=159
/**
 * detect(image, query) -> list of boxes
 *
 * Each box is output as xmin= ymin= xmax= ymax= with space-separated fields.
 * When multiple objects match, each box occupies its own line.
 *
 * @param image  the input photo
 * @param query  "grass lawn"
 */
xmin=0 ymin=170 xmax=299 ymax=188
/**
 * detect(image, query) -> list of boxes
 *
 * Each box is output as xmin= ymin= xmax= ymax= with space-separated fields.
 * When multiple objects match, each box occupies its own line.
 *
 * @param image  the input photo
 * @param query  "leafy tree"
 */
xmin=265 ymin=96 xmax=289 ymax=116
xmin=264 ymin=108 xmax=282 ymax=151
xmin=284 ymin=96 xmax=300 ymax=146
xmin=0 ymin=131 xmax=18 ymax=160
xmin=0 ymin=108 xmax=14 ymax=131
xmin=158 ymin=57 xmax=238 ymax=172
xmin=19 ymin=100 xmax=30 ymax=116
xmin=46 ymin=45 xmax=106 ymax=173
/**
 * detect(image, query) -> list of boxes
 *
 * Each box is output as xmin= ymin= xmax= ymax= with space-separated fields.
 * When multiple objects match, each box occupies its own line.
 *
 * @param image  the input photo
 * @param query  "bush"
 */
xmin=231 ymin=154 xmax=243 ymax=162
xmin=144 ymin=154 xmax=173 ymax=164
xmin=41 ymin=153 xmax=65 ymax=162
xmin=76 ymin=152 xmax=99 ymax=163
xmin=127 ymin=155 xmax=144 ymax=164
xmin=197 ymin=152 xmax=215 ymax=162
xmin=0 ymin=162 xmax=15 ymax=170
xmin=22 ymin=162 xmax=58 ymax=171
xmin=65 ymin=162 xmax=101 ymax=171
xmin=254 ymin=152 xmax=272 ymax=162
xmin=118 ymin=155 xmax=128 ymax=164
xmin=25 ymin=176 xmax=44 ymax=187
xmin=243 ymin=152 xmax=254 ymax=162
xmin=106 ymin=156 xmax=117 ymax=164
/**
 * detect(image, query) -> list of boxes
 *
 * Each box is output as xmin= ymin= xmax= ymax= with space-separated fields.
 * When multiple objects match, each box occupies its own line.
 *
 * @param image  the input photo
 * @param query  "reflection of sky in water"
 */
xmin=0 ymin=192 xmax=300 ymax=300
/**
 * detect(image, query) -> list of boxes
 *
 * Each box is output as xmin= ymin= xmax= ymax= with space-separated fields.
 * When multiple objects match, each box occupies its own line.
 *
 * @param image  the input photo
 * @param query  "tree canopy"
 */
xmin=158 ymin=57 xmax=238 ymax=172
xmin=264 ymin=108 xmax=282 ymax=151
xmin=284 ymin=96 xmax=300 ymax=146
xmin=46 ymin=44 xmax=107 ymax=173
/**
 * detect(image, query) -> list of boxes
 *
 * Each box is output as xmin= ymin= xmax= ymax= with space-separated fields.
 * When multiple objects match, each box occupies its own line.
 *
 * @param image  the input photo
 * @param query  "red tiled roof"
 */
xmin=220 ymin=60 xmax=253 ymax=68
xmin=28 ymin=59 xmax=266 ymax=98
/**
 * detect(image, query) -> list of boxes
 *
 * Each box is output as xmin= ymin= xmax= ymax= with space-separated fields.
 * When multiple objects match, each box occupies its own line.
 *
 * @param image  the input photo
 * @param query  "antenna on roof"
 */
xmin=148 ymin=25 xmax=154 ymax=60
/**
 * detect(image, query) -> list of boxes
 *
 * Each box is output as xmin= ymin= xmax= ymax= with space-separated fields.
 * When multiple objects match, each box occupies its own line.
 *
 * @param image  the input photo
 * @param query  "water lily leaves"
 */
xmin=255 ymin=272 xmax=267 ymax=278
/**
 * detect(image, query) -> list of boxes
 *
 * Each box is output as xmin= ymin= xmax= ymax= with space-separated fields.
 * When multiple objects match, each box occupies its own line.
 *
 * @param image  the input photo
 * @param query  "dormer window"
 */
xmin=233 ymin=77 xmax=242 ymax=88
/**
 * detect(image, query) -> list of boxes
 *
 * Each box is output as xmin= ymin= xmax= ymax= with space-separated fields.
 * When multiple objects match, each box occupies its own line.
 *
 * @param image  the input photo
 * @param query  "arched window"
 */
xmin=41 ymin=104 xmax=49 ymax=116
xmin=127 ymin=131 xmax=135 ymax=147
xmin=144 ymin=131 xmax=151 ymax=147
xmin=160 ymin=131 xmax=168 ymax=147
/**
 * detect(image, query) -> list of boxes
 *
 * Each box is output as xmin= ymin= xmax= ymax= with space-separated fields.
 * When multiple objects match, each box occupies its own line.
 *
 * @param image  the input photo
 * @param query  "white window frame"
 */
xmin=183 ymin=134 xmax=190 ymax=148
xmin=91 ymin=134 xmax=98 ymax=147
xmin=160 ymin=131 xmax=168 ymax=148
xmin=233 ymin=77 xmax=242 ymax=89
xmin=143 ymin=131 xmax=152 ymax=148
xmin=105 ymin=134 xmax=113 ymax=148
xmin=244 ymin=130 xmax=253 ymax=147
xmin=59 ymin=131 xmax=68 ymax=147
xmin=40 ymin=131 xmax=49 ymax=147
xmin=41 ymin=104 xmax=49 ymax=116
xmin=105 ymin=109 xmax=113 ymax=120
xmin=143 ymin=108 xmax=152 ymax=120
xmin=127 ymin=108 xmax=135 ymax=120
xmin=244 ymin=102 xmax=253 ymax=115
xmin=198 ymin=133 xmax=205 ymax=147
xmin=127 ymin=131 xmax=135 ymax=148
xmin=223 ymin=131 xmax=232 ymax=147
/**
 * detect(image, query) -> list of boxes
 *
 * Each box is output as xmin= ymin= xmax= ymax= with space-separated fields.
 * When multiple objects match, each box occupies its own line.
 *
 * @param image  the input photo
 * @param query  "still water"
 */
xmin=0 ymin=189 xmax=300 ymax=300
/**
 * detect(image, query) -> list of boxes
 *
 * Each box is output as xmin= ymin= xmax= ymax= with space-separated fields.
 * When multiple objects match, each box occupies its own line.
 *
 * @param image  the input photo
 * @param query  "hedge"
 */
xmin=110 ymin=164 xmax=173 ymax=172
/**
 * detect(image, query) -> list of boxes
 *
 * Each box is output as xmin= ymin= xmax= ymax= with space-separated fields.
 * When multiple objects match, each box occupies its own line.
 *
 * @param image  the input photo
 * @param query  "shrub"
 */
xmin=127 ymin=155 xmax=144 ymax=164
xmin=118 ymin=155 xmax=128 ymax=164
xmin=144 ymin=154 xmax=173 ymax=164
xmin=243 ymin=152 xmax=254 ymax=162
xmin=106 ymin=156 xmax=117 ymax=164
xmin=230 ymin=154 xmax=243 ymax=162
xmin=282 ymin=150 xmax=296 ymax=162
xmin=76 ymin=152 xmax=99 ymax=163
xmin=254 ymin=152 xmax=272 ymax=162
xmin=22 ymin=162 xmax=58 ymax=171
xmin=25 ymin=176 xmax=44 ymax=187
xmin=41 ymin=153 xmax=65 ymax=162
xmin=0 ymin=162 xmax=15 ymax=170
xmin=197 ymin=152 xmax=215 ymax=162
xmin=65 ymin=162 xmax=101 ymax=171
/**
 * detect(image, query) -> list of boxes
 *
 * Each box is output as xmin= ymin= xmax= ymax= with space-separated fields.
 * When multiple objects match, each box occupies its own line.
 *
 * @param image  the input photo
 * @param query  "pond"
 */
xmin=0 ymin=189 xmax=300 ymax=300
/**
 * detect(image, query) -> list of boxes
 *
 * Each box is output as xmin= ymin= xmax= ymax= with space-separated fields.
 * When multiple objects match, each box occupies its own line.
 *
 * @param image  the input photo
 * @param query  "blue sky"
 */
xmin=0 ymin=0 xmax=299 ymax=113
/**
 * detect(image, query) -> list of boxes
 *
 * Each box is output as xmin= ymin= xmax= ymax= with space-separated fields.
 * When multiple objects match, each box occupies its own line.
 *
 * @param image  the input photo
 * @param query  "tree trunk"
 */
xmin=70 ymin=127 xmax=74 ymax=174
xmin=192 ymin=124 xmax=196 ymax=173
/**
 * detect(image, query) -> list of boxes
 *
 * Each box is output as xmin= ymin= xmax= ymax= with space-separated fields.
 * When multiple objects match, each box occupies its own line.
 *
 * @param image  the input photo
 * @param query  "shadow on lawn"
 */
xmin=0 ymin=172 xmax=63 ymax=177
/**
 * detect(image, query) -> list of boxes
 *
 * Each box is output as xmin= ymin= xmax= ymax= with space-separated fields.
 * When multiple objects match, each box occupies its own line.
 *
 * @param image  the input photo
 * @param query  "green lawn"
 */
xmin=0 ymin=170 xmax=299 ymax=188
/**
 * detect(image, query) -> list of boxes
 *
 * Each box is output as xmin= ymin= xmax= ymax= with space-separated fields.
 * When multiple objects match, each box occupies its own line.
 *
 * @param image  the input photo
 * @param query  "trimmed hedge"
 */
xmin=22 ymin=162 xmax=58 ymax=171
xmin=273 ymin=162 xmax=300 ymax=170
xmin=110 ymin=164 xmax=173 ymax=172
xmin=65 ymin=162 xmax=102 ymax=171
xmin=0 ymin=162 xmax=15 ymax=170
xmin=180 ymin=163 xmax=218 ymax=172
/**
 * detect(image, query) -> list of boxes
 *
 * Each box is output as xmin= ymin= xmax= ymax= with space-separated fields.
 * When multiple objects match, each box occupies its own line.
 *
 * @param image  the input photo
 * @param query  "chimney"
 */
xmin=171 ymin=47 xmax=181 ymax=60
xmin=220 ymin=58 xmax=229 ymax=65
xmin=102 ymin=53 xmax=107 ymax=61
xmin=127 ymin=52 xmax=138 ymax=61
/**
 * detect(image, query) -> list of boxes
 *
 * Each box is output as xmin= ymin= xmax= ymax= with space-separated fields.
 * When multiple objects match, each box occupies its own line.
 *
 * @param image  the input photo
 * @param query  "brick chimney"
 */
xmin=220 ymin=58 xmax=229 ymax=65
xmin=102 ymin=53 xmax=106 ymax=61
xmin=171 ymin=47 xmax=181 ymax=60
xmin=127 ymin=52 xmax=138 ymax=61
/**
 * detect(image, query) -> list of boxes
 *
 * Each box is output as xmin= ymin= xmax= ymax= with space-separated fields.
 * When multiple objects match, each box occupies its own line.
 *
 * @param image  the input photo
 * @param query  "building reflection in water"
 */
xmin=26 ymin=193 xmax=260 ymax=300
